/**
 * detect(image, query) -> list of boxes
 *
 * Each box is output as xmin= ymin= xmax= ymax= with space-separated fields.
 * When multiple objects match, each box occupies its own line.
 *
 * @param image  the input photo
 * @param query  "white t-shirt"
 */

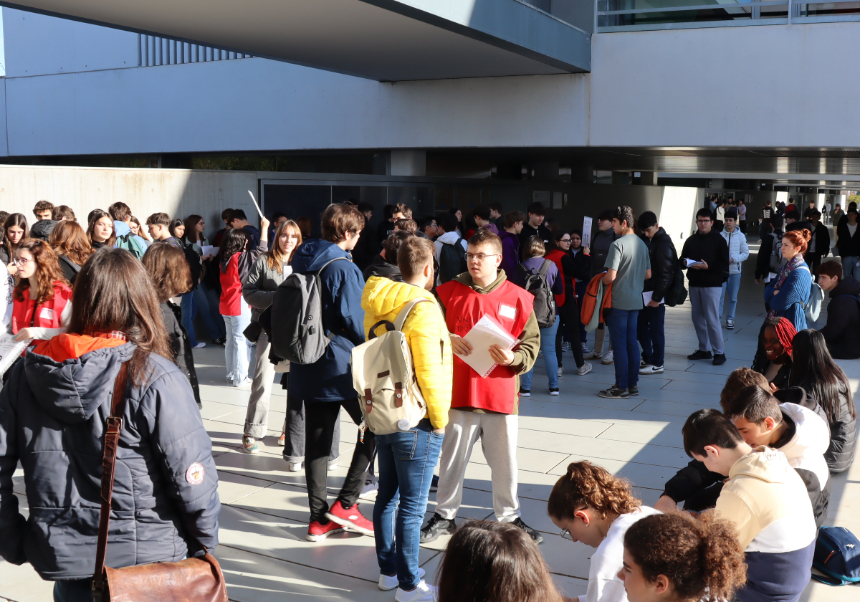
xmin=579 ymin=507 xmax=661 ymax=602
xmin=848 ymin=223 xmax=858 ymax=238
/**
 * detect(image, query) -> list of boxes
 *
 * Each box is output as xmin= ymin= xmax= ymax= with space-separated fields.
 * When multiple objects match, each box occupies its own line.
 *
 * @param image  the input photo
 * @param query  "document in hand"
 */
xmin=201 ymin=245 xmax=219 ymax=258
xmin=685 ymin=258 xmax=703 ymax=267
xmin=0 ymin=333 xmax=30 ymax=376
xmin=459 ymin=314 xmax=518 ymax=378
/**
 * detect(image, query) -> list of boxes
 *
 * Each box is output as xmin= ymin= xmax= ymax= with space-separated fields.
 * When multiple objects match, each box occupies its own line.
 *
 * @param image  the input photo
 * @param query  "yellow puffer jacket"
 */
xmin=362 ymin=276 xmax=453 ymax=429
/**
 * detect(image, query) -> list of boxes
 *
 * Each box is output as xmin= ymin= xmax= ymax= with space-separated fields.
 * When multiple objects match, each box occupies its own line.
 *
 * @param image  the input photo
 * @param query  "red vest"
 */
xmin=545 ymin=249 xmax=567 ymax=308
xmin=436 ymin=278 xmax=534 ymax=414
xmin=219 ymin=254 xmax=243 ymax=316
xmin=11 ymin=281 xmax=73 ymax=336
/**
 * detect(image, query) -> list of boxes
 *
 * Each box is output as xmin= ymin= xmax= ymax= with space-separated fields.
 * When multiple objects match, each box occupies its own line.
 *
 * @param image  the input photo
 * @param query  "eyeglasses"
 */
xmin=560 ymin=518 xmax=574 ymax=541
xmin=559 ymin=238 xmax=572 ymax=243
xmin=12 ymin=256 xmax=31 ymax=267
xmin=696 ymin=219 xmax=712 ymax=223
xmin=465 ymin=253 xmax=500 ymax=263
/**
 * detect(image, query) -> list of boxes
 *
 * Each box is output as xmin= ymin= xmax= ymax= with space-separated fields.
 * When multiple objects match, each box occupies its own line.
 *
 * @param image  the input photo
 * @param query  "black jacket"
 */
xmin=162 ymin=301 xmax=201 ymax=408
xmin=820 ymin=276 xmax=860 ymax=359
xmin=569 ymin=248 xmax=591 ymax=283
xmin=643 ymin=228 xmax=678 ymax=301
xmin=589 ymin=229 xmax=618 ymax=279
xmin=377 ymin=220 xmax=396 ymax=245
xmin=353 ymin=225 xmax=380 ymax=272
xmin=792 ymin=376 xmax=857 ymax=474
xmin=755 ymin=228 xmax=784 ymax=280
xmin=30 ymin=219 xmax=58 ymax=242
xmin=362 ymin=254 xmax=403 ymax=283
xmin=836 ymin=220 xmax=860 ymax=257
xmin=805 ymin=222 xmax=830 ymax=259
xmin=519 ymin=223 xmax=552 ymax=247
xmin=680 ymin=229 xmax=729 ymax=287
xmin=57 ymin=255 xmax=81 ymax=285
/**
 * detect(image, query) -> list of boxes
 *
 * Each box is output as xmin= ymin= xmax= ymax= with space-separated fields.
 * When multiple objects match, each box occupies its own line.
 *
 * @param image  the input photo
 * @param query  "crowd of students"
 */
xmin=0 ymin=196 xmax=856 ymax=602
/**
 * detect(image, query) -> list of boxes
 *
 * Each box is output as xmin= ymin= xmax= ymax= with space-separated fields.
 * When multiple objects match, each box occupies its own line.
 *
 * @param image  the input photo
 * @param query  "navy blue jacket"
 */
xmin=288 ymin=239 xmax=366 ymax=402
xmin=0 ymin=343 xmax=220 ymax=580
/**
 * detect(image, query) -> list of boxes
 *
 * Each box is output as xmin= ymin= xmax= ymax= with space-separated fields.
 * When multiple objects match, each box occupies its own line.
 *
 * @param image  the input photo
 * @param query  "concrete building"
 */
xmin=0 ymin=2 xmax=859 ymax=236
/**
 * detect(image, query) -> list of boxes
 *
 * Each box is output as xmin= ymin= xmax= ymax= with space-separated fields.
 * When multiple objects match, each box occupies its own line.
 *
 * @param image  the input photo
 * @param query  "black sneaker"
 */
xmin=430 ymin=474 xmax=439 ymax=492
xmin=598 ymin=385 xmax=629 ymax=399
xmin=420 ymin=513 xmax=457 ymax=543
xmin=519 ymin=388 xmax=531 ymax=397
xmin=687 ymin=350 xmax=713 ymax=361
xmin=628 ymin=386 xmax=639 ymax=396
xmin=512 ymin=517 xmax=543 ymax=544
xmin=712 ymin=353 xmax=727 ymax=366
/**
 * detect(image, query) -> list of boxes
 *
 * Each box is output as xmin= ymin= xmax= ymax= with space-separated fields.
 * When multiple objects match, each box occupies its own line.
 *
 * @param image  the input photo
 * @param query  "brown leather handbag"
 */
xmin=91 ymin=362 xmax=229 ymax=602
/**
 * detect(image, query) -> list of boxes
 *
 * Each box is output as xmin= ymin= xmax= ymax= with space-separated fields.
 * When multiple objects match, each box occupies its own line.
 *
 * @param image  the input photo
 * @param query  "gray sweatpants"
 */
xmin=244 ymin=331 xmax=284 ymax=438
xmin=690 ymin=286 xmax=724 ymax=355
xmin=435 ymin=409 xmax=520 ymax=523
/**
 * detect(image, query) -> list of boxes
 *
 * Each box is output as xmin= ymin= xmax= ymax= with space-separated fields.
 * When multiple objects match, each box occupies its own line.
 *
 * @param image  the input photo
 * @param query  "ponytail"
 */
xmin=623 ymin=513 xmax=746 ymax=601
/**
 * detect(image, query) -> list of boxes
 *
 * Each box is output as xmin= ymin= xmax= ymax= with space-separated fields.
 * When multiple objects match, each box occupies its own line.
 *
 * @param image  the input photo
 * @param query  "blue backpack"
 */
xmin=812 ymin=526 xmax=860 ymax=586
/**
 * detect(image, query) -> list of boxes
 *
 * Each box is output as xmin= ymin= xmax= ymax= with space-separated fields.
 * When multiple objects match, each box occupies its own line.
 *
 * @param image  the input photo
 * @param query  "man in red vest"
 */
xmin=420 ymin=228 xmax=543 ymax=544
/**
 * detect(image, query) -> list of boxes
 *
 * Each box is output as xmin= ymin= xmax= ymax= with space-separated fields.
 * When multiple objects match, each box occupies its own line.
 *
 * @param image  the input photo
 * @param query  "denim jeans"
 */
xmin=223 ymin=302 xmax=252 ymax=385
xmin=606 ymin=308 xmax=640 ymax=389
xmin=720 ymin=273 xmax=742 ymax=321
xmin=374 ymin=420 xmax=443 ymax=591
xmin=636 ymin=304 xmax=665 ymax=367
xmin=842 ymin=257 xmax=860 ymax=281
xmin=199 ymin=283 xmax=227 ymax=340
xmin=53 ymin=580 xmax=92 ymax=602
xmin=575 ymin=281 xmax=588 ymax=344
xmin=180 ymin=291 xmax=200 ymax=347
xmin=520 ymin=315 xmax=559 ymax=391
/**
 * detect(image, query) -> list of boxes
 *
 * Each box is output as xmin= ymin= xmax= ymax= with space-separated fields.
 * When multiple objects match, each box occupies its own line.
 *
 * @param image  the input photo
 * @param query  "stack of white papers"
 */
xmin=459 ymin=315 xmax=518 ymax=378
xmin=685 ymin=258 xmax=703 ymax=267
xmin=0 ymin=333 xmax=30 ymax=377
xmin=201 ymin=245 xmax=219 ymax=258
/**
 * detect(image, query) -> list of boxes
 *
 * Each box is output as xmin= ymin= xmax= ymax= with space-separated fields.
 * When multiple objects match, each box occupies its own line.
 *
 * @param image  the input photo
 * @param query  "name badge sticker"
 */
xmin=499 ymin=304 xmax=517 ymax=320
xmin=39 ymin=308 xmax=54 ymax=321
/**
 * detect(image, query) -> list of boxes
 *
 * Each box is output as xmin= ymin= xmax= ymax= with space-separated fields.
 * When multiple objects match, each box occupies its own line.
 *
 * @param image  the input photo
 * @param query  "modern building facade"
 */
xmin=1 ymin=1 xmax=859 ymax=237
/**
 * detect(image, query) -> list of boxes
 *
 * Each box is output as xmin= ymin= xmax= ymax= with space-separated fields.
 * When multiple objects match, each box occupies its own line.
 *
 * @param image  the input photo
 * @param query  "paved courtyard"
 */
xmin=3 ymin=238 xmax=859 ymax=602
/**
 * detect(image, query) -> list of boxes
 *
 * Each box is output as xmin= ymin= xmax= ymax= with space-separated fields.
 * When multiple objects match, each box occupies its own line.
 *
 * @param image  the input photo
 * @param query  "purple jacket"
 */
xmin=499 ymin=231 xmax=520 ymax=278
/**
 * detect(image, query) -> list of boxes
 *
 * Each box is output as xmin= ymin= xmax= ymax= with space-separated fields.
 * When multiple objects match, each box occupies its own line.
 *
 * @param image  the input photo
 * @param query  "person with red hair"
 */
xmin=765 ymin=229 xmax=813 ymax=330
xmin=10 ymin=239 xmax=73 ymax=343
xmin=752 ymin=316 xmax=797 ymax=391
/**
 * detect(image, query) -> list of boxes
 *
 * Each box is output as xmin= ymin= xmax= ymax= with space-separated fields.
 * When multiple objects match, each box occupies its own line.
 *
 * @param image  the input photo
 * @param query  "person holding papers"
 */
xmin=680 ymin=208 xmax=730 ymax=365
xmin=421 ymin=228 xmax=542 ymax=544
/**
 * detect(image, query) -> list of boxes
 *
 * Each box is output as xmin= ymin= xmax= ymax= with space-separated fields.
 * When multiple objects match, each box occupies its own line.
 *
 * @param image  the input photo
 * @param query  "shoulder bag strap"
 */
xmin=92 ymin=362 xmax=130 ymax=589
xmin=394 ymin=297 xmax=430 ymax=331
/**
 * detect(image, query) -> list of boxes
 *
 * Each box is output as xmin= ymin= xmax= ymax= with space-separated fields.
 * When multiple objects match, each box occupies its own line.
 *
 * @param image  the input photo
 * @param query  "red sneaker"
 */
xmin=325 ymin=500 xmax=374 ymax=536
xmin=306 ymin=519 xmax=345 ymax=542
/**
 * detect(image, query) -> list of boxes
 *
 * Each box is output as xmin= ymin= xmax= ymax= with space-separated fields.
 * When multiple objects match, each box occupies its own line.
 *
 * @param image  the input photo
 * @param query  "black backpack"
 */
xmin=665 ymin=262 xmax=688 ymax=307
xmin=438 ymin=238 xmax=467 ymax=284
xmin=516 ymin=260 xmax=555 ymax=328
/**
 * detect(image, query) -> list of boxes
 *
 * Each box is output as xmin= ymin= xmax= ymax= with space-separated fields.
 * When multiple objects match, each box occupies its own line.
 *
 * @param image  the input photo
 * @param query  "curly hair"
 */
xmin=782 ymin=228 xmax=812 ymax=256
xmin=13 ymin=239 xmax=70 ymax=304
xmin=141 ymin=243 xmax=193 ymax=302
xmin=624 ymin=513 xmax=747 ymax=602
xmin=49 ymin=220 xmax=94 ymax=267
xmin=547 ymin=461 xmax=640 ymax=520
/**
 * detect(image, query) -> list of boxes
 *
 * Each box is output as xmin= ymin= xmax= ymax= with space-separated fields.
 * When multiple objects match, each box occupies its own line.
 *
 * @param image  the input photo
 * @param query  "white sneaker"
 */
xmin=581 ymin=342 xmax=590 ymax=353
xmin=640 ymin=365 xmax=664 ymax=375
xmin=288 ymin=461 xmax=303 ymax=472
xmin=640 ymin=359 xmax=649 ymax=368
xmin=557 ymin=366 xmax=564 ymax=376
xmin=395 ymin=581 xmax=437 ymax=602
xmin=576 ymin=362 xmax=593 ymax=376
xmin=359 ymin=474 xmax=379 ymax=500
xmin=379 ymin=568 xmax=426 ymax=591
xmin=584 ymin=349 xmax=602 ymax=360
xmin=193 ymin=342 xmax=206 ymax=349
xmin=328 ymin=459 xmax=339 ymax=471
xmin=601 ymin=350 xmax=614 ymax=365
xmin=231 ymin=377 xmax=253 ymax=388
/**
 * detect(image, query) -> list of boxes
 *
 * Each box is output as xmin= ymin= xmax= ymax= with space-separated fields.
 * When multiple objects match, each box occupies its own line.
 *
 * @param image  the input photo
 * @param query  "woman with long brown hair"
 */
xmin=241 ymin=220 xmax=302 ymax=453
xmin=179 ymin=214 xmax=225 ymax=346
xmin=10 ymin=239 xmax=73 ymax=342
xmin=547 ymin=461 xmax=659 ymax=602
xmin=0 ymin=248 xmax=219 ymax=601
xmin=49 ymin=220 xmax=94 ymax=285
xmin=0 ymin=213 xmax=29 ymax=272
xmin=142 ymin=243 xmax=202 ymax=408
xmin=619 ymin=513 xmax=746 ymax=602
xmin=86 ymin=209 xmax=116 ymax=250
xmin=437 ymin=521 xmax=565 ymax=602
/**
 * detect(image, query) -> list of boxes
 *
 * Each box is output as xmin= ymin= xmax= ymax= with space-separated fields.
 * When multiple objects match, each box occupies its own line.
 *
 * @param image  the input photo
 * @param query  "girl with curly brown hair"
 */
xmin=547 ymin=461 xmax=660 ymax=602
xmin=619 ymin=513 xmax=746 ymax=602
xmin=10 ymin=239 xmax=73 ymax=343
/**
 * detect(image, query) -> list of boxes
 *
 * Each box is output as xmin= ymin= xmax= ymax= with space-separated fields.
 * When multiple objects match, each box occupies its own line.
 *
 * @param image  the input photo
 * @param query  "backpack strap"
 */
xmin=516 ymin=263 xmax=531 ymax=278
xmin=316 ymin=256 xmax=348 ymax=275
xmin=538 ymin=259 xmax=552 ymax=278
xmin=394 ymin=297 xmax=430 ymax=331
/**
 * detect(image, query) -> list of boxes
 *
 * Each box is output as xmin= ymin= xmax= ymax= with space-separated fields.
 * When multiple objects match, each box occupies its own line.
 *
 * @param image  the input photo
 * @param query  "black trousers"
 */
xmin=304 ymin=398 xmax=375 ymax=523
xmin=555 ymin=302 xmax=585 ymax=369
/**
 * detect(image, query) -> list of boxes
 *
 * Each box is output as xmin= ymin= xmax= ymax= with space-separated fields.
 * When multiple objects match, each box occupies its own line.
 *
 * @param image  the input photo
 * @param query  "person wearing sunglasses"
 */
xmin=548 ymin=461 xmax=660 ymax=602
xmin=10 ymin=239 xmax=73 ymax=343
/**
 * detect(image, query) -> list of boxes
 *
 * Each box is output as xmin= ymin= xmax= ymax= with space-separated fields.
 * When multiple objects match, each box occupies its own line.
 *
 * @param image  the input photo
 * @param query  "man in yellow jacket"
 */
xmin=361 ymin=236 xmax=452 ymax=602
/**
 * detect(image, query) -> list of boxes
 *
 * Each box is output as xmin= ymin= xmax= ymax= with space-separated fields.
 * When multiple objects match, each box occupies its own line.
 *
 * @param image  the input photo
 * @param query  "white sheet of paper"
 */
xmin=201 ymin=245 xmax=219 ymax=258
xmin=582 ymin=217 xmax=593 ymax=248
xmin=0 ymin=333 xmax=30 ymax=376
xmin=459 ymin=315 xmax=518 ymax=379
xmin=642 ymin=291 xmax=653 ymax=306
xmin=247 ymin=190 xmax=264 ymax=219
xmin=685 ymin=258 xmax=702 ymax=267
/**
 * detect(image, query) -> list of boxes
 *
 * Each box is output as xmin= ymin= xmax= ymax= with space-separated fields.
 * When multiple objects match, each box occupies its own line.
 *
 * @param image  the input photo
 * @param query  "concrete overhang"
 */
xmin=1 ymin=0 xmax=591 ymax=80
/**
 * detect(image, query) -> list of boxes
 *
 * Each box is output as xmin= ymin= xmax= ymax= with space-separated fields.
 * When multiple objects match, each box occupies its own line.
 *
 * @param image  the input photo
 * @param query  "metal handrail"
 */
xmin=597 ymin=1 xmax=786 ymax=17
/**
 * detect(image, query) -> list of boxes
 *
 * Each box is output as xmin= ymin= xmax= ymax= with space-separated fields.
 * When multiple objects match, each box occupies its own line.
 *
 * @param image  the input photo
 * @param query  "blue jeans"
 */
xmin=54 ymin=580 xmax=92 ymax=602
xmin=223 ymin=302 xmax=252 ymax=385
xmin=636 ymin=304 xmax=665 ymax=367
xmin=519 ymin=315 xmax=559 ymax=391
xmin=374 ymin=420 xmax=443 ymax=591
xmin=606 ymin=308 xmax=640 ymax=389
xmin=720 ymin=273 xmax=742 ymax=321
xmin=180 ymin=291 xmax=200 ymax=347
xmin=200 ymin=283 xmax=227 ymax=339
xmin=842 ymin=257 xmax=860 ymax=281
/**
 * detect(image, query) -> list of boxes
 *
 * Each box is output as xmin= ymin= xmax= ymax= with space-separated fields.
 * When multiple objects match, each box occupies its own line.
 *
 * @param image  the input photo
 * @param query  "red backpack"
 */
xmin=580 ymin=273 xmax=612 ymax=325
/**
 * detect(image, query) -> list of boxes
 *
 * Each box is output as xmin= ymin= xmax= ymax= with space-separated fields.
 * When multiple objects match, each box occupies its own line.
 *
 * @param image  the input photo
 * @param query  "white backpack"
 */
xmin=798 ymin=266 xmax=824 ymax=322
xmin=351 ymin=298 xmax=432 ymax=436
